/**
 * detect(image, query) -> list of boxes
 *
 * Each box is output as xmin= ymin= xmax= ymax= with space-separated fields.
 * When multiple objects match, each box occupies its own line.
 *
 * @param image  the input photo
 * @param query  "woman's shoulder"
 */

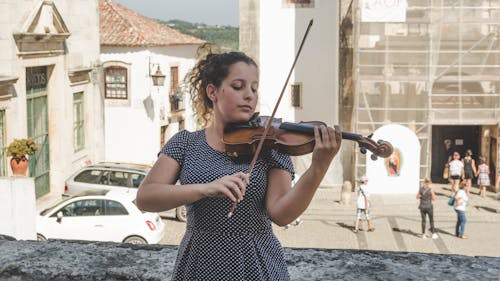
xmin=162 ymin=129 xmax=203 ymax=151
xmin=169 ymin=129 xmax=202 ymax=141
xmin=161 ymin=129 xmax=204 ymax=163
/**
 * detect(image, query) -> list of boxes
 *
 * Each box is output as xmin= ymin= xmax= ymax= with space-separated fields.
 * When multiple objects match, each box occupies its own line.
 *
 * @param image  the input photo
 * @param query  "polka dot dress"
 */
xmin=161 ymin=130 xmax=295 ymax=281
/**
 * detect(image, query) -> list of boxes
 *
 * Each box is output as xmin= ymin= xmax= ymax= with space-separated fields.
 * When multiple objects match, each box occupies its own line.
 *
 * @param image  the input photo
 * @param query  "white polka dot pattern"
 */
xmin=161 ymin=130 xmax=295 ymax=280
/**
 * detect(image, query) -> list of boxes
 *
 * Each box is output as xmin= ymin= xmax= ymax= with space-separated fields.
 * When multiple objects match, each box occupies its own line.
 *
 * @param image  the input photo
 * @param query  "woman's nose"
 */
xmin=243 ymin=88 xmax=255 ymax=100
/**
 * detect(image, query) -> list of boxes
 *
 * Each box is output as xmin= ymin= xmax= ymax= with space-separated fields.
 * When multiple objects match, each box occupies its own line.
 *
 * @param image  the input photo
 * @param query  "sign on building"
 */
xmin=361 ymin=0 xmax=407 ymax=22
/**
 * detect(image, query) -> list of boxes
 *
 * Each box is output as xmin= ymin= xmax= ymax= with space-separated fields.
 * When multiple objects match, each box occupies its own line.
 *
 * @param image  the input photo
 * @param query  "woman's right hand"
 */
xmin=310 ymin=125 xmax=342 ymax=171
xmin=202 ymin=172 xmax=249 ymax=202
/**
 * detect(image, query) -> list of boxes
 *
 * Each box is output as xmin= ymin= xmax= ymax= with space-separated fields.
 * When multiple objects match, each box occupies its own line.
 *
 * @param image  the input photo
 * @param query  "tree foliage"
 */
xmin=157 ymin=19 xmax=239 ymax=51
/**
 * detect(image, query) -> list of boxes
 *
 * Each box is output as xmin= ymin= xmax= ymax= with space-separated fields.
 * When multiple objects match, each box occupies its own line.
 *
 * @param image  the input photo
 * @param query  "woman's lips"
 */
xmin=239 ymin=105 xmax=253 ymax=111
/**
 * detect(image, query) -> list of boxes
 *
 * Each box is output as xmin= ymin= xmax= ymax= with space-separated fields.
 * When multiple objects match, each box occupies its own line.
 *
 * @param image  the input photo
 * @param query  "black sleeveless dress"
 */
xmin=464 ymin=158 xmax=474 ymax=179
xmin=161 ymin=130 xmax=295 ymax=281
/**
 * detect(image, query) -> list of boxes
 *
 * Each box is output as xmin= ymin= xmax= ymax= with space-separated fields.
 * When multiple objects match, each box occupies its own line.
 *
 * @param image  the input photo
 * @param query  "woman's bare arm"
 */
xmin=265 ymin=126 xmax=341 ymax=226
xmin=136 ymin=154 xmax=247 ymax=212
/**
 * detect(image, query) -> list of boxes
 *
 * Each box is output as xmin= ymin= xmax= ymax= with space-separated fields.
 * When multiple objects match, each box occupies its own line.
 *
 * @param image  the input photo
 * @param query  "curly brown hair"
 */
xmin=185 ymin=44 xmax=258 ymax=127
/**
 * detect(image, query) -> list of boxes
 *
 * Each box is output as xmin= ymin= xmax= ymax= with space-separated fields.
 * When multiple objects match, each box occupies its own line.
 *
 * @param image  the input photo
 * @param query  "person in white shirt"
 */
xmin=448 ymin=152 xmax=464 ymax=193
xmin=454 ymin=181 xmax=469 ymax=239
xmin=353 ymin=175 xmax=374 ymax=233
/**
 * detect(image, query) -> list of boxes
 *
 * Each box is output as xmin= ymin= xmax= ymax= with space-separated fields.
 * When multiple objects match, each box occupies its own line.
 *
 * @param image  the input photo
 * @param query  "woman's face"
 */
xmin=453 ymin=152 xmax=460 ymax=160
xmin=210 ymin=62 xmax=259 ymax=124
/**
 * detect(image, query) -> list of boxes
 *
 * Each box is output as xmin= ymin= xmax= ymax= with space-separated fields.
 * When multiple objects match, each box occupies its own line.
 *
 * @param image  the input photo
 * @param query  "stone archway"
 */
xmin=366 ymin=124 xmax=420 ymax=194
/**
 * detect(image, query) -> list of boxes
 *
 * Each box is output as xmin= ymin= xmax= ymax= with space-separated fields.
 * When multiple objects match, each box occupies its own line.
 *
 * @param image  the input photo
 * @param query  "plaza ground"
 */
xmin=160 ymin=184 xmax=500 ymax=257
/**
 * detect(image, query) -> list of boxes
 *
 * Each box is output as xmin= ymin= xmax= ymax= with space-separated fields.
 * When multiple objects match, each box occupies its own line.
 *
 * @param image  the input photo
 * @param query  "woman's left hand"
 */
xmin=311 ymin=125 xmax=342 ymax=170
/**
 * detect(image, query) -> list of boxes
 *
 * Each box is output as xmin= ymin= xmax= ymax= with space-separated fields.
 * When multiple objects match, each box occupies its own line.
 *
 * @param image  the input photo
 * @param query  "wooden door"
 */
xmin=26 ymin=66 xmax=50 ymax=198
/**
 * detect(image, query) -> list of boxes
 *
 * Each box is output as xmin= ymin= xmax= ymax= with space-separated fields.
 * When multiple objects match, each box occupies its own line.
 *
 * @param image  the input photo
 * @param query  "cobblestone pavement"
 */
xmin=161 ymin=184 xmax=500 ymax=258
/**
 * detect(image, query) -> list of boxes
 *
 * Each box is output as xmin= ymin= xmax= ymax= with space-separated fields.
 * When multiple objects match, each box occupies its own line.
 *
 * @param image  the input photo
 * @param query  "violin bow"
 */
xmin=228 ymin=19 xmax=314 ymax=217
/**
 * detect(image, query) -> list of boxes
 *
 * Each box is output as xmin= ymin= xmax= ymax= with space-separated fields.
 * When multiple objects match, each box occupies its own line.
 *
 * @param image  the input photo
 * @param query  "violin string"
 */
xmin=228 ymin=19 xmax=314 ymax=218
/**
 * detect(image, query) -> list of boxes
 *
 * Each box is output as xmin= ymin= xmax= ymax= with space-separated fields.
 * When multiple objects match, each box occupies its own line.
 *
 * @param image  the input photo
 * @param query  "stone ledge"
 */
xmin=0 ymin=235 xmax=499 ymax=281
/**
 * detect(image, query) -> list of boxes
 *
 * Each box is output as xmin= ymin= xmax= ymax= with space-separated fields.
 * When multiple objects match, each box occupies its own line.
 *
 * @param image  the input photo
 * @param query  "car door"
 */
xmin=68 ymin=169 xmax=103 ymax=194
xmin=108 ymin=171 xmax=129 ymax=188
xmin=44 ymin=199 xmax=107 ymax=241
xmin=130 ymin=172 xmax=146 ymax=188
xmin=98 ymin=199 xmax=132 ymax=242
xmin=75 ymin=169 xmax=119 ymax=193
xmin=109 ymin=170 xmax=145 ymax=190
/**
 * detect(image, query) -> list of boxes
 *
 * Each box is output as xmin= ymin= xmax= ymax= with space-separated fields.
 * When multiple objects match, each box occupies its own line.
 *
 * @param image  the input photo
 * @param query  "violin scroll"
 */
xmin=354 ymin=135 xmax=393 ymax=160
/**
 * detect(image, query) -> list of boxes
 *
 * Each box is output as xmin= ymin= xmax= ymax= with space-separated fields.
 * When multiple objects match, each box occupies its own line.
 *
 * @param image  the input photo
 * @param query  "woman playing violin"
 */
xmin=136 ymin=47 xmax=341 ymax=281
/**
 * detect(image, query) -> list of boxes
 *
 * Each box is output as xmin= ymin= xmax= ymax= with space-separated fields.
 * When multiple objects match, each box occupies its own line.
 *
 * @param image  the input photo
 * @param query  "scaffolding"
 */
xmin=351 ymin=0 xmax=500 ymax=181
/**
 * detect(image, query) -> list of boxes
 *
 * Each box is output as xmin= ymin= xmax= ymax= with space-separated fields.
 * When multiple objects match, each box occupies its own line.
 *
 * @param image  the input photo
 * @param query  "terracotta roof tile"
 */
xmin=99 ymin=0 xmax=204 ymax=47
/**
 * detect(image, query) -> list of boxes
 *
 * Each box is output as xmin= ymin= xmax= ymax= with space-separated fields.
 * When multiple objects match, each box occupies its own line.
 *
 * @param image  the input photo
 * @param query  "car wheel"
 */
xmin=37 ymin=234 xmax=47 ymax=241
xmin=123 ymin=236 xmax=147 ymax=244
xmin=176 ymin=205 xmax=187 ymax=222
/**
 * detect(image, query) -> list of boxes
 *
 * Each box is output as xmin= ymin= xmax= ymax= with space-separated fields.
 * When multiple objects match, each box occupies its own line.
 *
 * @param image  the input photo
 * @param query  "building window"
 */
xmin=170 ymin=66 xmax=178 ymax=96
xmin=73 ymin=92 xmax=85 ymax=152
xmin=291 ymin=83 xmax=302 ymax=107
xmin=170 ymin=66 xmax=183 ymax=111
xmin=104 ymin=66 xmax=127 ymax=99
xmin=0 ymin=110 xmax=5 ymax=176
xmin=160 ymin=125 xmax=168 ymax=148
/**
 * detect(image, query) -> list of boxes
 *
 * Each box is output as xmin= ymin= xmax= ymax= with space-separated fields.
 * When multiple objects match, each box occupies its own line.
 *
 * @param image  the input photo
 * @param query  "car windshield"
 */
xmin=40 ymin=197 xmax=73 ymax=216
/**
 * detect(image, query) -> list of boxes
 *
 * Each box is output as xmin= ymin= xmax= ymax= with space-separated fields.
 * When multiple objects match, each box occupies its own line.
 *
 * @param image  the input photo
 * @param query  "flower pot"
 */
xmin=10 ymin=156 xmax=28 ymax=176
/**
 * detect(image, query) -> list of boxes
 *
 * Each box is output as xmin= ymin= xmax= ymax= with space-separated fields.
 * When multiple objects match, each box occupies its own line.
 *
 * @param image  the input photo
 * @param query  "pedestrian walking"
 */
xmin=417 ymin=178 xmax=438 ymax=239
xmin=476 ymin=156 xmax=490 ymax=197
xmin=454 ymin=181 xmax=469 ymax=239
xmin=442 ymin=139 xmax=453 ymax=180
xmin=462 ymin=149 xmax=476 ymax=195
xmin=449 ymin=152 xmax=464 ymax=193
xmin=354 ymin=175 xmax=374 ymax=233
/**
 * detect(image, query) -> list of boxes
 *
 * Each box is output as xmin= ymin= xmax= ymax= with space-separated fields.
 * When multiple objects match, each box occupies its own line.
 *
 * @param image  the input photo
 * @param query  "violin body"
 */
xmin=223 ymin=114 xmax=393 ymax=159
xmin=224 ymin=115 xmax=326 ymax=156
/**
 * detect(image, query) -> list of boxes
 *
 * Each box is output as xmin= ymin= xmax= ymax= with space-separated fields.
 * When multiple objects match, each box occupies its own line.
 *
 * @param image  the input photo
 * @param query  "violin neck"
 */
xmin=279 ymin=122 xmax=362 ymax=141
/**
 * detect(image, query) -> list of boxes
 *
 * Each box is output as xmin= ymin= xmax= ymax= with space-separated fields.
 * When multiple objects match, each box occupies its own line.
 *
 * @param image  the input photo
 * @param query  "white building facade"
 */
xmin=100 ymin=47 xmax=200 ymax=165
xmin=99 ymin=0 xmax=203 ymax=165
xmin=0 ymin=0 xmax=105 ymax=198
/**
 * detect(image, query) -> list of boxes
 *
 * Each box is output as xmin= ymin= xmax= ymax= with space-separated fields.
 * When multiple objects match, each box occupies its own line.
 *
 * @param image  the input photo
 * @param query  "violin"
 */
xmin=223 ymin=113 xmax=393 ymax=161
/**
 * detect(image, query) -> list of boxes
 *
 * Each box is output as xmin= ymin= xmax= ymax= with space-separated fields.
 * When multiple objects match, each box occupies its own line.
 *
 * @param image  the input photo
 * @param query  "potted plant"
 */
xmin=6 ymin=138 xmax=40 ymax=176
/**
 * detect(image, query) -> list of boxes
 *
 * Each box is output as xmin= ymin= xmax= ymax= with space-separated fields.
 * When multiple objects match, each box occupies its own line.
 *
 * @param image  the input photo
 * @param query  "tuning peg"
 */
xmin=371 ymin=154 xmax=378 ymax=161
xmin=360 ymin=147 xmax=367 ymax=154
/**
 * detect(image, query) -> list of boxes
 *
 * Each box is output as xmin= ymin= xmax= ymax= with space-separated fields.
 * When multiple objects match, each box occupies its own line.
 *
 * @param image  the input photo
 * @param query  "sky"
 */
xmin=113 ymin=0 xmax=239 ymax=27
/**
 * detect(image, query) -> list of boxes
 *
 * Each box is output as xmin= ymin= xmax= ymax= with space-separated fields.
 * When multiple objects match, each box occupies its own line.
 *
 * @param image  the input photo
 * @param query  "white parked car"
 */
xmin=63 ymin=162 xmax=186 ymax=221
xmin=37 ymin=190 xmax=165 ymax=244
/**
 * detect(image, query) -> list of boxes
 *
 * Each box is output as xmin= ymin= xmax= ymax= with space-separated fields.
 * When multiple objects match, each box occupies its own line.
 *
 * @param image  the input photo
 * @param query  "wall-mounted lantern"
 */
xmin=150 ymin=65 xmax=166 ymax=86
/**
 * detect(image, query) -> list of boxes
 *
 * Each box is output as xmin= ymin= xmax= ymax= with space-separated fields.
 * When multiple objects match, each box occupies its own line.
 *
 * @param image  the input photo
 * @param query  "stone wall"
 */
xmin=0 ymin=235 xmax=499 ymax=281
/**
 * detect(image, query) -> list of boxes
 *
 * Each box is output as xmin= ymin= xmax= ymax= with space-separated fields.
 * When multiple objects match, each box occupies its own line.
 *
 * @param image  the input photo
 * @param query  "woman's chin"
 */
xmin=232 ymin=112 xmax=254 ymax=122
